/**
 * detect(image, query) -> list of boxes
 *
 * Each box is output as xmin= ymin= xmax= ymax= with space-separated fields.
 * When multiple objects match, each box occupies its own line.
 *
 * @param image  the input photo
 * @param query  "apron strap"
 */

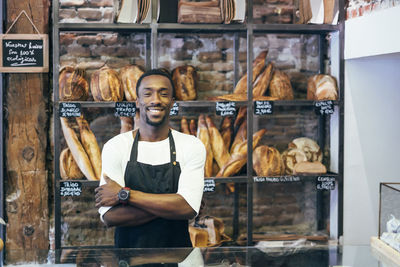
xmin=129 ymin=129 xmax=177 ymax=164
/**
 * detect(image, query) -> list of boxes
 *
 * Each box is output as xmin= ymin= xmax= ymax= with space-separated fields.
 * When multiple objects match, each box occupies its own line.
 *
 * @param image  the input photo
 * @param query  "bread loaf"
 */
xmin=233 ymin=106 xmax=247 ymax=130
xmin=282 ymin=148 xmax=308 ymax=175
xmin=60 ymin=148 xmax=84 ymax=180
xmin=253 ymin=146 xmax=284 ymax=176
xmin=91 ymin=67 xmax=123 ymax=101
xmin=180 ymin=117 xmax=191 ymax=135
xmin=76 ymin=116 xmax=102 ymax=180
xmin=197 ymin=114 xmax=214 ymax=178
xmin=253 ymin=63 xmax=274 ymax=97
xmin=189 ymin=119 xmax=197 ymax=136
xmin=293 ymin=161 xmax=327 ymax=175
xmin=216 ymin=93 xmax=278 ymax=101
xmin=307 ymin=74 xmax=338 ymax=100
xmin=60 ymin=117 xmax=97 ymax=181
xmin=206 ymin=116 xmax=230 ymax=169
xmin=220 ymin=116 xmax=233 ymax=151
xmin=231 ymin=119 xmax=247 ymax=154
xmin=233 ymin=50 xmax=268 ymax=94
xmin=119 ymin=64 xmax=144 ymax=101
xmin=289 ymin=137 xmax=322 ymax=162
xmin=172 ymin=65 xmax=197 ymax=101
xmin=189 ymin=226 xmax=209 ymax=247
xmin=59 ymin=66 xmax=89 ymax=101
xmin=269 ymin=70 xmax=294 ymax=100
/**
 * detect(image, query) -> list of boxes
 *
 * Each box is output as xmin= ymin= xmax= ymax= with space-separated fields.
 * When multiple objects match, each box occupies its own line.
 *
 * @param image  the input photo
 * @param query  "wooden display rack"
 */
xmin=371 ymin=236 xmax=400 ymax=267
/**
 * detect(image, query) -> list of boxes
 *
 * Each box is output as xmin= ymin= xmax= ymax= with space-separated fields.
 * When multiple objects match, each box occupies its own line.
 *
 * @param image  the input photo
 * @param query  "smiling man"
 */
xmin=95 ymin=69 xmax=206 ymax=248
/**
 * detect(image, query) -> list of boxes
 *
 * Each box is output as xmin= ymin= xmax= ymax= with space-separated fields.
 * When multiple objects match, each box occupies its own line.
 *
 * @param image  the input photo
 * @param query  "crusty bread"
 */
xmin=91 ymin=67 xmax=123 ymax=101
xmin=206 ymin=116 xmax=231 ymax=170
xmin=197 ymin=114 xmax=214 ymax=178
xmin=289 ymin=137 xmax=322 ymax=162
xmin=253 ymin=63 xmax=274 ymax=97
xmin=216 ymin=93 xmax=278 ymax=101
xmin=76 ymin=116 xmax=102 ymax=180
xmin=253 ymin=145 xmax=284 ymax=176
xmin=307 ymin=74 xmax=338 ymax=100
xmin=61 ymin=117 xmax=97 ymax=181
xmin=119 ymin=64 xmax=144 ymax=101
xmin=60 ymin=148 xmax=84 ymax=180
xmin=189 ymin=226 xmax=209 ymax=247
xmin=230 ymin=119 xmax=247 ymax=154
xmin=269 ymin=70 xmax=294 ymax=100
xmin=59 ymin=66 xmax=89 ymax=101
xmin=220 ymin=116 xmax=233 ymax=151
xmin=282 ymin=148 xmax=308 ymax=175
xmin=293 ymin=161 xmax=327 ymax=175
xmin=172 ymin=65 xmax=197 ymax=101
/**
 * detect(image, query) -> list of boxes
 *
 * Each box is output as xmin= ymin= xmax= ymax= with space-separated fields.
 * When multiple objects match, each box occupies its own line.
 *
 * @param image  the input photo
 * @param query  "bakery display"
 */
xmin=269 ymin=69 xmax=294 ymax=100
xmin=197 ymin=114 xmax=214 ymax=178
xmin=90 ymin=67 xmax=123 ymax=102
xmin=253 ymin=146 xmax=284 ymax=176
xmin=172 ymin=65 xmax=197 ymax=101
xmin=307 ymin=74 xmax=338 ymax=100
xmin=59 ymin=66 xmax=89 ymax=101
xmin=293 ymin=161 xmax=327 ymax=175
xmin=119 ymin=64 xmax=144 ymax=101
xmin=59 ymin=148 xmax=84 ymax=180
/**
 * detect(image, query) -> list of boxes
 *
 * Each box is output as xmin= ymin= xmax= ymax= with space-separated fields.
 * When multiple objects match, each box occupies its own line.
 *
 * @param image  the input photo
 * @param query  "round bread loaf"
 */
xmin=119 ymin=64 xmax=144 ymax=101
xmin=60 ymin=148 xmax=84 ymax=180
xmin=59 ymin=66 xmax=89 ymax=101
xmin=253 ymin=145 xmax=284 ymax=176
xmin=307 ymin=74 xmax=338 ymax=100
xmin=269 ymin=69 xmax=294 ymax=100
xmin=172 ymin=65 xmax=197 ymax=101
xmin=289 ymin=137 xmax=322 ymax=162
xmin=282 ymin=148 xmax=308 ymax=175
xmin=91 ymin=67 xmax=123 ymax=101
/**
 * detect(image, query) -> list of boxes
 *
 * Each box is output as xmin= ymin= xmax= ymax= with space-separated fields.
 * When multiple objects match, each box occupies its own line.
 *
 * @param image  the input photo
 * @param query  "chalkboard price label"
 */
xmin=59 ymin=102 xmax=81 ymax=117
xmin=254 ymin=101 xmax=274 ymax=115
xmin=316 ymin=176 xmax=336 ymax=190
xmin=0 ymin=34 xmax=49 ymax=73
xmin=254 ymin=176 xmax=301 ymax=183
xmin=60 ymin=181 xmax=82 ymax=197
xmin=314 ymin=101 xmax=334 ymax=115
xmin=216 ymin=102 xmax=236 ymax=116
xmin=169 ymin=102 xmax=179 ymax=116
xmin=115 ymin=102 xmax=136 ymax=117
xmin=203 ymin=179 xmax=216 ymax=193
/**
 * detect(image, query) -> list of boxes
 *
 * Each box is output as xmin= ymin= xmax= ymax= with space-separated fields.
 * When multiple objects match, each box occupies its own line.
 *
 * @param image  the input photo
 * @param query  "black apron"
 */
xmin=115 ymin=130 xmax=192 ymax=248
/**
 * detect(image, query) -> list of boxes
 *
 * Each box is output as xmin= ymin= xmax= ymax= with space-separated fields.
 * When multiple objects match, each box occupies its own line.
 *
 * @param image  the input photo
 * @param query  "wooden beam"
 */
xmin=5 ymin=0 xmax=50 ymax=263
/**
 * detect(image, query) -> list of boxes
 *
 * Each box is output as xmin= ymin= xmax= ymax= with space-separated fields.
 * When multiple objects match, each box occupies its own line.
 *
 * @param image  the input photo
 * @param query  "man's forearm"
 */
xmin=128 ymin=190 xmax=196 ymax=220
xmin=103 ymin=205 xmax=157 ymax=227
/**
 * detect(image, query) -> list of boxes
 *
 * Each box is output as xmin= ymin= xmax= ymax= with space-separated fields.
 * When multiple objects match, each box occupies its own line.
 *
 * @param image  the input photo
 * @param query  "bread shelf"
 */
xmin=58 ymin=23 xmax=151 ymax=32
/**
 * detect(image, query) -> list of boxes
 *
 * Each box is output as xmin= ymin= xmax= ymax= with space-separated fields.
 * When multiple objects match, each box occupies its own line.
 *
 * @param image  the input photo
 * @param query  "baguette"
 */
xmin=60 ymin=148 xmax=84 ymax=180
xmin=231 ymin=119 xmax=247 ymax=154
xmin=189 ymin=119 xmax=197 ymax=136
xmin=61 ymin=117 xmax=97 ymax=181
xmin=197 ymin=114 xmax=214 ymax=178
xmin=205 ymin=116 xmax=230 ymax=169
xmin=220 ymin=116 xmax=233 ymax=151
xmin=253 ymin=63 xmax=274 ymax=97
xmin=76 ymin=116 xmax=102 ymax=180
xmin=180 ymin=117 xmax=191 ymax=135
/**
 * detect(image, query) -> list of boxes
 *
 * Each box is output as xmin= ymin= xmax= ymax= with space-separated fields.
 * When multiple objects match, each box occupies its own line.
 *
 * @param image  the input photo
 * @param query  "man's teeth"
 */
xmin=148 ymin=108 xmax=162 ymax=113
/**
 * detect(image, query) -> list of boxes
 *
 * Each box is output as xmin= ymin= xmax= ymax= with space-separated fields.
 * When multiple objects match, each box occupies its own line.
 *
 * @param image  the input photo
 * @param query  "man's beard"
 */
xmin=145 ymin=112 xmax=167 ymax=126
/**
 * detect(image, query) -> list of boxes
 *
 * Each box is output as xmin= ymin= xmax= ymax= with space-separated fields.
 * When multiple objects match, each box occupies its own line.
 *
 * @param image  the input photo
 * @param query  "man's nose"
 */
xmin=150 ymin=93 xmax=161 ymax=104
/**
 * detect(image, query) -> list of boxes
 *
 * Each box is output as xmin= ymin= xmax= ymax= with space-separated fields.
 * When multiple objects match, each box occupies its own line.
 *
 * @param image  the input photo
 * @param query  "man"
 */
xmin=95 ymin=69 xmax=206 ymax=248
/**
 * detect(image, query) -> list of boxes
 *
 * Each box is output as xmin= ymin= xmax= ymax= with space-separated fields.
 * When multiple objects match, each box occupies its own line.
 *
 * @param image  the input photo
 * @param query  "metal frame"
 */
xmin=52 ymin=0 xmax=345 ymax=249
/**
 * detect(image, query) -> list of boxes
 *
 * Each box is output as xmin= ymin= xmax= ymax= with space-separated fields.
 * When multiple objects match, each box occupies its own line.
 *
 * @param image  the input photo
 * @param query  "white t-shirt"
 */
xmin=98 ymin=129 xmax=206 ymax=220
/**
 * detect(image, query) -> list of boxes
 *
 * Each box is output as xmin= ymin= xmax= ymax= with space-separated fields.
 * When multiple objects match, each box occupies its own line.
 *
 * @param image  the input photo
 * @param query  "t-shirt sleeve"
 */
xmin=98 ymin=139 xmax=126 ymax=221
xmin=176 ymin=138 xmax=206 ymax=215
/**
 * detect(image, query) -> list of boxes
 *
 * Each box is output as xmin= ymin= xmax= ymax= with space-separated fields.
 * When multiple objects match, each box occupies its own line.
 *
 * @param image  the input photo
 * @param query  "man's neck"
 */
xmin=137 ymin=124 xmax=170 ymax=142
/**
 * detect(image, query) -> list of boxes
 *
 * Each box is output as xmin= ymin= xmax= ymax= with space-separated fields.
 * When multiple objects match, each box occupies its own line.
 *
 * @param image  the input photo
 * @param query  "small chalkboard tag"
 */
xmin=114 ymin=102 xmax=136 ymax=117
xmin=216 ymin=102 xmax=236 ymax=116
xmin=314 ymin=100 xmax=334 ymax=115
xmin=203 ymin=179 xmax=216 ymax=193
xmin=169 ymin=102 xmax=179 ymax=116
xmin=60 ymin=181 xmax=82 ymax=197
xmin=254 ymin=101 xmax=274 ymax=115
xmin=316 ymin=176 xmax=336 ymax=190
xmin=254 ymin=176 xmax=301 ymax=183
xmin=59 ymin=102 xmax=81 ymax=117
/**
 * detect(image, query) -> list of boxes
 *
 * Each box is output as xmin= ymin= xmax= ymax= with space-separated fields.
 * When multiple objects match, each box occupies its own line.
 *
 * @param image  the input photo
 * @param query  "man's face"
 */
xmin=136 ymin=75 xmax=174 ymax=127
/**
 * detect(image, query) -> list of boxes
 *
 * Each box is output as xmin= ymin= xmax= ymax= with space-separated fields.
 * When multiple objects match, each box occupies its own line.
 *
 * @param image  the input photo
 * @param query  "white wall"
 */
xmin=344 ymin=54 xmax=400 ymax=245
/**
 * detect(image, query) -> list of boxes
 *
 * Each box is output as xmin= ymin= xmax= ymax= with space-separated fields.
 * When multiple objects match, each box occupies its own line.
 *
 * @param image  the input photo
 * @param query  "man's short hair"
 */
xmin=136 ymin=68 xmax=175 ymax=98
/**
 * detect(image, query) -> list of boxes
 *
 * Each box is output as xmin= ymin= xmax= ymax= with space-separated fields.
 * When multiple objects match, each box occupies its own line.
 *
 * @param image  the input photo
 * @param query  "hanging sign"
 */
xmin=169 ymin=102 xmax=179 ymax=116
xmin=0 ymin=10 xmax=49 ymax=73
xmin=60 ymin=181 xmax=82 ymax=197
xmin=59 ymin=102 xmax=81 ymax=117
xmin=115 ymin=102 xmax=136 ymax=117
xmin=316 ymin=176 xmax=336 ymax=190
xmin=203 ymin=179 xmax=216 ymax=193
xmin=314 ymin=100 xmax=334 ymax=115
xmin=254 ymin=101 xmax=274 ymax=115
xmin=216 ymin=101 xmax=236 ymax=116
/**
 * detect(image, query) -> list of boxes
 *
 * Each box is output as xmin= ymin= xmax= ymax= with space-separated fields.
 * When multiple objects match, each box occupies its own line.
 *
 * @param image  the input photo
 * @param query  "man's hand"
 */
xmin=95 ymin=175 xmax=122 ymax=208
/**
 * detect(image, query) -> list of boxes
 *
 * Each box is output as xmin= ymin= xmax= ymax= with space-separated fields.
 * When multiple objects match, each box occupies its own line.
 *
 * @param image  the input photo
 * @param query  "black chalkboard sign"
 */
xmin=203 ymin=179 xmax=216 ymax=193
xmin=254 ymin=101 xmax=274 ymax=115
xmin=254 ymin=176 xmax=301 ymax=183
xmin=314 ymin=100 xmax=334 ymax=115
xmin=60 ymin=181 xmax=82 ymax=197
xmin=316 ymin=176 xmax=336 ymax=190
xmin=169 ymin=102 xmax=179 ymax=116
xmin=115 ymin=102 xmax=136 ymax=117
xmin=216 ymin=102 xmax=236 ymax=116
xmin=59 ymin=102 xmax=81 ymax=117
xmin=0 ymin=34 xmax=49 ymax=73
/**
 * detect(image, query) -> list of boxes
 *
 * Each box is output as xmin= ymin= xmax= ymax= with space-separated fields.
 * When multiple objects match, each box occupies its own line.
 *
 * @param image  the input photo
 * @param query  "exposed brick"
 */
xmin=67 ymin=45 xmax=91 ymax=57
xmin=60 ymin=0 xmax=85 ymax=7
xmin=182 ymin=40 xmax=203 ymax=50
xmin=198 ymin=71 xmax=226 ymax=83
xmin=99 ymin=33 xmax=119 ymax=45
xmin=77 ymin=8 xmax=102 ymax=20
xmin=284 ymin=205 xmax=301 ymax=214
xmin=59 ymin=8 xmax=77 ymax=20
xmin=274 ymin=195 xmax=297 ymax=204
xmin=91 ymin=46 xmax=117 ymax=57
xmin=277 ymin=214 xmax=294 ymax=225
xmin=266 ymin=0 xmax=294 ymax=5
xmin=76 ymin=60 xmax=105 ymax=70
xmin=197 ymin=80 xmax=213 ymax=91
xmin=213 ymin=62 xmax=234 ymax=72
xmin=196 ymin=63 xmax=213 ymax=71
xmin=60 ymin=33 xmax=77 ymax=46
xmin=275 ymin=60 xmax=296 ymax=70
xmin=103 ymin=7 xmax=115 ymax=22
xmin=198 ymin=52 xmax=222 ymax=63
xmin=133 ymin=58 xmax=146 ymax=68
xmin=87 ymin=0 xmax=114 ymax=7
xmin=106 ymin=58 xmax=131 ymax=69
xmin=172 ymin=50 xmax=193 ymax=61
xmin=254 ymin=215 xmax=277 ymax=227
xmin=76 ymin=35 xmax=102 ymax=45
xmin=114 ymin=46 xmax=141 ymax=57
xmin=60 ymin=59 xmax=77 ymax=68
xmin=216 ymin=38 xmax=233 ymax=50
xmin=226 ymin=52 xmax=247 ymax=62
